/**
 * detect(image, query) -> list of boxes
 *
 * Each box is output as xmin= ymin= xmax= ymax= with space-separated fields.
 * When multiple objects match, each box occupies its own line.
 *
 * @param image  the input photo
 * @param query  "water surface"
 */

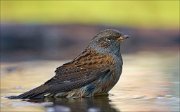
xmin=1 ymin=52 xmax=179 ymax=112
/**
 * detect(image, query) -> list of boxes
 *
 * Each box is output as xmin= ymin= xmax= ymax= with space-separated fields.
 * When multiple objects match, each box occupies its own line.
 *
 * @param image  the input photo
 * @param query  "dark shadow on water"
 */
xmin=26 ymin=96 xmax=120 ymax=112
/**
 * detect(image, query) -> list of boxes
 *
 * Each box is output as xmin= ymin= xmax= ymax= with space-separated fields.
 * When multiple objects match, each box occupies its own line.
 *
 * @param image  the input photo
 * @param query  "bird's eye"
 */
xmin=106 ymin=36 xmax=117 ymax=42
xmin=106 ymin=38 xmax=111 ymax=42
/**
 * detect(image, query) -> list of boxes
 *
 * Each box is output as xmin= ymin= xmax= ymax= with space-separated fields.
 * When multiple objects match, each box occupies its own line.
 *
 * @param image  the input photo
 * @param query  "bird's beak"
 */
xmin=117 ymin=35 xmax=129 ymax=42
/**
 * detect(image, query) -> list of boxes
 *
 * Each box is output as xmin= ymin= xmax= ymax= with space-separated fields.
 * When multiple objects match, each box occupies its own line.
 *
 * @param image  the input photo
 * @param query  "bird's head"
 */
xmin=88 ymin=29 xmax=129 ymax=55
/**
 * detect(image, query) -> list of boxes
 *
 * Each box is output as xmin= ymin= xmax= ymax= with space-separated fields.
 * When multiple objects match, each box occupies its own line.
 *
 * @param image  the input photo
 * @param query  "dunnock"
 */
xmin=8 ymin=29 xmax=129 ymax=99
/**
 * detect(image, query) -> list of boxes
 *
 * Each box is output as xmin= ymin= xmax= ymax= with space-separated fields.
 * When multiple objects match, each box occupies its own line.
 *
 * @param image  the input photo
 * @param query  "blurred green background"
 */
xmin=0 ymin=1 xmax=179 ymax=61
xmin=1 ymin=1 xmax=179 ymax=28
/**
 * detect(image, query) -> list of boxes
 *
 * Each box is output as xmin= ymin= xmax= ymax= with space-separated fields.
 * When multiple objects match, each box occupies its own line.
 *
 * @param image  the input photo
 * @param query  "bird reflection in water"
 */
xmin=26 ymin=96 xmax=120 ymax=112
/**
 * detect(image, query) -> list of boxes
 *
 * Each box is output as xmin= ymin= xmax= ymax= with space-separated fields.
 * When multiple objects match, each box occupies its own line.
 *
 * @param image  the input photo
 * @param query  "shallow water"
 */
xmin=1 ymin=52 xmax=179 ymax=112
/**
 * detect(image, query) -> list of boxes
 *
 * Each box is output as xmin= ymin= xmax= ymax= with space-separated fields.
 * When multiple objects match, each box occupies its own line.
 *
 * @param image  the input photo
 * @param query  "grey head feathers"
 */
xmin=88 ymin=29 xmax=123 ymax=56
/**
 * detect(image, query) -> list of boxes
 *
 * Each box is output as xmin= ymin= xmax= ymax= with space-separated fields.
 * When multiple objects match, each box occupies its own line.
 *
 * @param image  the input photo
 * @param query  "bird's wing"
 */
xmin=10 ymin=49 xmax=115 ymax=99
xmin=44 ymin=49 xmax=115 ymax=93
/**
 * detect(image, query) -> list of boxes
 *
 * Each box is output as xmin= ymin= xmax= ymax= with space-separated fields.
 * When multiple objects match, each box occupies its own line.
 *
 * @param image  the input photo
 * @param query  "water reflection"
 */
xmin=27 ymin=97 xmax=119 ymax=112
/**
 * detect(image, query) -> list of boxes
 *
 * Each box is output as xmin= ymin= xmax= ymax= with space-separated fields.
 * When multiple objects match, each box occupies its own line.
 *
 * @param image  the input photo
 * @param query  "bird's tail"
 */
xmin=7 ymin=85 xmax=49 ymax=99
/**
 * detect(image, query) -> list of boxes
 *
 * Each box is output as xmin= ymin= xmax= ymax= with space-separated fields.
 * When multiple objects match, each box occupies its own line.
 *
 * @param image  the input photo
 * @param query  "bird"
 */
xmin=8 ymin=29 xmax=129 ymax=99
